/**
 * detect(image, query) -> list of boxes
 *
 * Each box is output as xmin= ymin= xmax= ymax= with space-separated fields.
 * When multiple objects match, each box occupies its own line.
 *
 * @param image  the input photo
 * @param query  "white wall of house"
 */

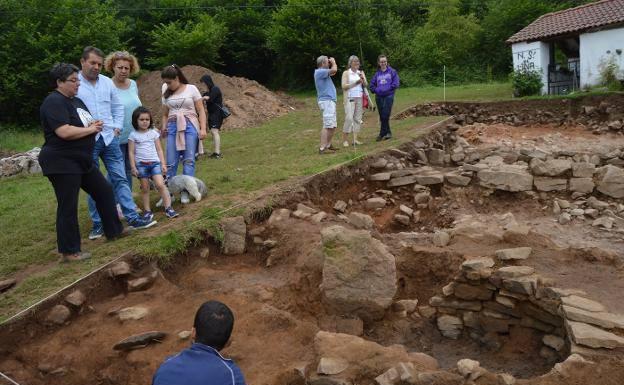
xmin=511 ymin=41 xmax=550 ymax=94
xmin=579 ymin=27 xmax=624 ymax=88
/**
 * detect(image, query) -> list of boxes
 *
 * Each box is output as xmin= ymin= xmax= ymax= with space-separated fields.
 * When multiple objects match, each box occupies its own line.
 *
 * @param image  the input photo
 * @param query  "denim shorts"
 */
xmin=136 ymin=161 xmax=162 ymax=179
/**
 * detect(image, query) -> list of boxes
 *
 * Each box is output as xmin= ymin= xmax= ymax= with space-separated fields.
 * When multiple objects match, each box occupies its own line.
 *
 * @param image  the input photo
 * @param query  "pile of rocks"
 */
xmin=0 ymin=147 xmax=41 ymax=178
xmin=554 ymin=196 xmax=624 ymax=228
xmin=396 ymin=95 xmax=624 ymax=134
xmin=429 ymin=255 xmax=624 ymax=359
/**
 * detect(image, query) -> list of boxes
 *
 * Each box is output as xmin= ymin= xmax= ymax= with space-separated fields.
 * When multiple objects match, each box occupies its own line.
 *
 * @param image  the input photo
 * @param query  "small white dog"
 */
xmin=156 ymin=175 xmax=208 ymax=207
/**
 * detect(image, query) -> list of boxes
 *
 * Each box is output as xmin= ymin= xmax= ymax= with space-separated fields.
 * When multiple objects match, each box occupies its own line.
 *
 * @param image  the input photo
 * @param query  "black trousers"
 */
xmin=47 ymin=168 xmax=123 ymax=254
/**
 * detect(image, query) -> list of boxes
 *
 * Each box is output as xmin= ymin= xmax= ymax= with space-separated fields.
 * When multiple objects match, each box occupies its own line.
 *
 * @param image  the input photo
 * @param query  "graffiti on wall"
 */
xmin=514 ymin=49 xmax=539 ymax=71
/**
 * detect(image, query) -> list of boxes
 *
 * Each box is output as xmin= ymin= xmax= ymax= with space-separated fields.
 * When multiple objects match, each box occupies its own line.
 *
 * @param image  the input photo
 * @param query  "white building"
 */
xmin=507 ymin=0 xmax=624 ymax=95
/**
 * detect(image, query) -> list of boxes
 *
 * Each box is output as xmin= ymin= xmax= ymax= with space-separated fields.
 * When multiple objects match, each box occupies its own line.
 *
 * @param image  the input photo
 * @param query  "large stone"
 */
xmin=596 ymin=165 xmax=624 ymax=198
xmin=562 ymin=305 xmax=624 ymax=329
xmin=495 ymin=266 xmax=535 ymax=279
xmin=572 ymin=162 xmax=596 ymax=178
xmin=267 ymin=208 xmax=291 ymax=226
xmin=534 ymin=177 xmax=567 ymax=192
xmin=109 ymin=261 xmax=131 ymax=277
xmin=113 ymin=331 xmax=167 ymax=351
xmin=457 ymin=359 xmax=484 ymax=381
xmin=427 ymin=149 xmax=446 ymax=166
xmin=444 ymin=172 xmax=472 ymax=186
xmin=220 ymin=216 xmax=247 ymax=255
xmin=432 ymin=231 xmax=450 ymax=247
xmin=502 ymin=275 xmax=538 ymax=296
xmin=369 ymin=172 xmax=392 ymax=182
xmin=45 ymin=304 xmax=71 ymax=325
xmin=127 ymin=271 xmax=158 ymax=292
xmin=569 ymin=178 xmax=594 ymax=193
xmin=461 ymin=257 xmax=495 ymax=271
xmin=65 ymin=290 xmax=86 ymax=307
xmin=561 ymin=295 xmax=606 ymax=312
xmin=592 ymin=217 xmax=614 ymax=229
xmin=321 ymin=226 xmax=397 ymax=321
xmin=365 ymin=197 xmax=387 ymax=209
xmin=399 ymin=205 xmax=414 ymax=217
xmin=437 ymin=315 xmax=463 ymax=339
xmin=387 ymin=175 xmax=419 ymax=188
xmin=296 ymin=203 xmax=318 ymax=215
xmin=453 ymin=283 xmax=493 ymax=301
xmin=347 ymin=212 xmax=374 ymax=230
xmin=530 ymin=158 xmax=572 ymax=177
xmin=118 ymin=306 xmax=149 ymax=321
xmin=566 ymin=320 xmax=624 ymax=349
xmin=371 ymin=158 xmax=389 ymax=169
xmin=334 ymin=200 xmax=348 ymax=213
xmin=543 ymin=334 xmax=565 ymax=351
xmin=429 ymin=296 xmax=482 ymax=311
xmin=495 ymin=247 xmax=532 ymax=261
xmin=415 ymin=172 xmax=445 ymax=185
xmin=317 ymin=357 xmax=349 ymax=375
xmin=314 ymin=331 xmax=438 ymax=382
xmin=394 ymin=214 xmax=410 ymax=226
xmin=477 ymin=166 xmax=533 ymax=192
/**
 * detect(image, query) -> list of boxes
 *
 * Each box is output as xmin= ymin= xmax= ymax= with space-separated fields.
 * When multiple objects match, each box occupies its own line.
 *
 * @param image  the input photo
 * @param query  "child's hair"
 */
xmin=131 ymin=106 xmax=153 ymax=130
xmin=161 ymin=64 xmax=189 ymax=99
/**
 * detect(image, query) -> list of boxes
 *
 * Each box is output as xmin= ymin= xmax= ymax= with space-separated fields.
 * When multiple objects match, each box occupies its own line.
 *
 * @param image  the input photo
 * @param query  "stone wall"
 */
xmin=396 ymin=94 xmax=624 ymax=134
xmin=429 ymin=256 xmax=624 ymax=359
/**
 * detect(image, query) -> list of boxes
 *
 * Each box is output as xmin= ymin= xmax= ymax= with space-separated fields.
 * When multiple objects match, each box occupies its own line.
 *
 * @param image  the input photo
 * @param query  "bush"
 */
xmin=598 ymin=55 xmax=624 ymax=91
xmin=510 ymin=68 xmax=543 ymax=97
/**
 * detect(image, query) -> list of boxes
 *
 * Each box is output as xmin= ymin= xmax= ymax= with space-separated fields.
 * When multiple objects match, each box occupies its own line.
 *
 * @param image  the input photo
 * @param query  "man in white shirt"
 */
xmin=76 ymin=46 xmax=156 ymax=239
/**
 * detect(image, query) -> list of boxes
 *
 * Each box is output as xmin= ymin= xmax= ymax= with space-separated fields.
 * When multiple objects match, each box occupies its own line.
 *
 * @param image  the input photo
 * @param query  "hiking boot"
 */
xmin=326 ymin=144 xmax=338 ymax=151
xmin=143 ymin=211 xmax=154 ymax=222
xmin=318 ymin=148 xmax=327 ymax=155
xmin=88 ymin=226 xmax=104 ymax=240
xmin=165 ymin=207 xmax=179 ymax=218
xmin=62 ymin=251 xmax=92 ymax=262
xmin=383 ymin=134 xmax=393 ymax=140
xmin=128 ymin=217 xmax=157 ymax=230
xmin=209 ymin=152 xmax=223 ymax=159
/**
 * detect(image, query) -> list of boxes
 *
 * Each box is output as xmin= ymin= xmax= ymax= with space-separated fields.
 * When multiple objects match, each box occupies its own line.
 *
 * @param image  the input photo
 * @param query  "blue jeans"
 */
xmin=119 ymin=143 xmax=133 ymax=189
xmin=166 ymin=119 xmax=198 ymax=179
xmin=136 ymin=161 xmax=162 ymax=179
xmin=88 ymin=136 xmax=140 ymax=229
xmin=376 ymin=94 xmax=394 ymax=138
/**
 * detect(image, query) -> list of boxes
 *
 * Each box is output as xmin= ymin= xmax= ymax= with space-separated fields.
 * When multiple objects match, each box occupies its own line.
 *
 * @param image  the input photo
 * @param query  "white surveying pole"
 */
xmin=443 ymin=65 xmax=446 ymax=101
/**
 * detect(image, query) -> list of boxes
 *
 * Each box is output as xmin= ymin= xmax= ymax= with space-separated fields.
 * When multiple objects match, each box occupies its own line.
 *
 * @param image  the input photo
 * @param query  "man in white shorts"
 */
xmin=314 ymin=55 xmax=338 ymax=154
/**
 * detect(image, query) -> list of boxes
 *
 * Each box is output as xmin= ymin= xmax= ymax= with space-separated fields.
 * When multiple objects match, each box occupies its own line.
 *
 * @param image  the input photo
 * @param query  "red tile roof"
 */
xmin=507 ymin=0 xmax=624 ymax=44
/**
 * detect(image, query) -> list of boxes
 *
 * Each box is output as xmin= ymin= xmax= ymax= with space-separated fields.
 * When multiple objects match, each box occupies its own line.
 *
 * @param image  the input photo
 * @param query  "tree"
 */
xmin=147 ymin=14 xmax=227 ymax=68
xmin=0 ymin=0 xmax=128 ymax=122
xmin=267 ymin=0 xmax=382 ymax=87
xmin=411 ymin=0 xmax=482 ymax=82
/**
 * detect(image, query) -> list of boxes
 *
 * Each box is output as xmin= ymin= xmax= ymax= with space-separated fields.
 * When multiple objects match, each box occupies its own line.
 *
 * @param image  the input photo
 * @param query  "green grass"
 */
xmin=0 ymin=82 xmax=511 ymax=322
xmin=0 ymin=126 xmax=41 ymax=153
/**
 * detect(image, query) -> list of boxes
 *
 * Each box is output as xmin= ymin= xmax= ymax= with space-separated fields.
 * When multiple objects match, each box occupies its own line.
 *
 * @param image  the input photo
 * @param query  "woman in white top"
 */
xmin=341 ymin=55 xmax=367 ymax=147
xmin=161 ymin=64 xmax=207 ymax=179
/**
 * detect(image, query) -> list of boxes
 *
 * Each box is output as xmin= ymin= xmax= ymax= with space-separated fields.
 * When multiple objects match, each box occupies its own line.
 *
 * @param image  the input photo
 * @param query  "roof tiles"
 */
xmin=507 ymin=0 xmax=624 ymax=44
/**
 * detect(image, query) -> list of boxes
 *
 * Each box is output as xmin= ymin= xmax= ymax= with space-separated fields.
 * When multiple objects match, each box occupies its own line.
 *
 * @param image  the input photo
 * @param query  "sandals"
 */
xmin=62 ymin=251 xmax=92 ymax=262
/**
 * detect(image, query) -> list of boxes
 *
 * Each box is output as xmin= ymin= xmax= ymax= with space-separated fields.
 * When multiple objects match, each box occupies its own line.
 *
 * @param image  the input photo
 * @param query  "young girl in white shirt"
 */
xmin=128 ymin=106 xmax=179 ymax=219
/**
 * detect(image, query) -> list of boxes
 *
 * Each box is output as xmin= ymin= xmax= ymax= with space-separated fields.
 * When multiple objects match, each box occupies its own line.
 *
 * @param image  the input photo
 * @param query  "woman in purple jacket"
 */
xmin=369 ymin=55 xmax=399 ymax=141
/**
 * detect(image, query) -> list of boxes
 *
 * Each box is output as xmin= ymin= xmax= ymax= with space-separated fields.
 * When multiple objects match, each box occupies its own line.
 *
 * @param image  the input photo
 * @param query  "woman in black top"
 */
xmin=200 ymin=74 xmax=224 ymax=159
xmin=39 ymin=63 xmax=123 ymax=261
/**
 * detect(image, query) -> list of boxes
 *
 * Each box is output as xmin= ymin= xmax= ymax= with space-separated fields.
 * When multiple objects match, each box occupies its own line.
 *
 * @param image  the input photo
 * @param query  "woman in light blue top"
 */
xmin=105 ymin=50 xmax=142 ymax=188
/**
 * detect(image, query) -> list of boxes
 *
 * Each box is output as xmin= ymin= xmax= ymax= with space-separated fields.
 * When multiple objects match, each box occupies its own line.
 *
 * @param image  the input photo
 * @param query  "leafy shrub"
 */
xmin=510 ymin=68 xmax=543 ymax=97
xmin=598 ymin=55 xmax=623 ymax=91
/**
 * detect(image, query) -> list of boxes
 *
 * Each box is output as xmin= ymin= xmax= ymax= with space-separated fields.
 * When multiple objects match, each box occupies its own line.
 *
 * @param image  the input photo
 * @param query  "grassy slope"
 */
xmin=0 ymin=82 xmax=512 ymax=321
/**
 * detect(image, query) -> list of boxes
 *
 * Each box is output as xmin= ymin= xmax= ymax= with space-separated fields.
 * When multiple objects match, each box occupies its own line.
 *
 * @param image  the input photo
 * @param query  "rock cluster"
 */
xmin=396 ymin=96 xmax=624 ymax=134
xmin=0 ymin=147 xmax=41 ymax=178
xmin=429 ymin=257 xmax=624 ymax=356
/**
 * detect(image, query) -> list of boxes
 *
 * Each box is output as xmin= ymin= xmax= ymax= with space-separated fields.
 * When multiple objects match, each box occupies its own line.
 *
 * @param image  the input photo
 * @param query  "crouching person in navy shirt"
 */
xmin=152 ymin=301 xmax=246 ymax=385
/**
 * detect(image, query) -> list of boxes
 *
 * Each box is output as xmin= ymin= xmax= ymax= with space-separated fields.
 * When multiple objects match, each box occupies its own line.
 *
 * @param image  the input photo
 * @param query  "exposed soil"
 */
xmin=137 ymin=65 xmax=299 ymax=130
xmin=1 ymin=113 xmax=624 ymax=384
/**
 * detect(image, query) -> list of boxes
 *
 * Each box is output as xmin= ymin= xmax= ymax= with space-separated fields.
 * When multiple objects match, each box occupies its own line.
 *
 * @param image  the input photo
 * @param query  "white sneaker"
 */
xmin=342 ymin=141 xmax=349 ymax=148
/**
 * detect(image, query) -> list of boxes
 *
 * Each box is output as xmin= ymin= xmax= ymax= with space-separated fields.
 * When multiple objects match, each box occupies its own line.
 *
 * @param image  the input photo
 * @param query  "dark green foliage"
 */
xmin=510 ymin=68 xmax=543 ymax=97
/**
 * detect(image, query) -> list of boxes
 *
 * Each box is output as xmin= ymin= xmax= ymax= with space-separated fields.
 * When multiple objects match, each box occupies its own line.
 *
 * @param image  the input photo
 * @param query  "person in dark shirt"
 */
xmin=39 ymin=63 xmax=123 ymax=261
xmin=152 ymin=301 xmax=246 ymax=385
xmin=200 ymin=74 xmax=224 ymax=159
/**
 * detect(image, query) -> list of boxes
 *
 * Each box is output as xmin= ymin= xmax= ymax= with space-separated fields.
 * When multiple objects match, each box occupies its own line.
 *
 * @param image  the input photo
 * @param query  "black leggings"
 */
xmin=47 ymin=168 xmax=123 ymax=254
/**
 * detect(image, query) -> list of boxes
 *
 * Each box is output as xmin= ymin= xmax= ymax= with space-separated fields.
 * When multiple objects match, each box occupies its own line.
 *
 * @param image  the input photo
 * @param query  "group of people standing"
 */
xmin=38 ymin=46 xmax=225 ymax=261
xmin=314 ymin=54 xmax=400 ymax=153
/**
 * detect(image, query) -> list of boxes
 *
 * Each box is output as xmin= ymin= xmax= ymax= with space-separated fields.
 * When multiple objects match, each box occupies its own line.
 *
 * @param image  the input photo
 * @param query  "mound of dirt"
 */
xmin=137 ymin=65 xmax=295 ymax=130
